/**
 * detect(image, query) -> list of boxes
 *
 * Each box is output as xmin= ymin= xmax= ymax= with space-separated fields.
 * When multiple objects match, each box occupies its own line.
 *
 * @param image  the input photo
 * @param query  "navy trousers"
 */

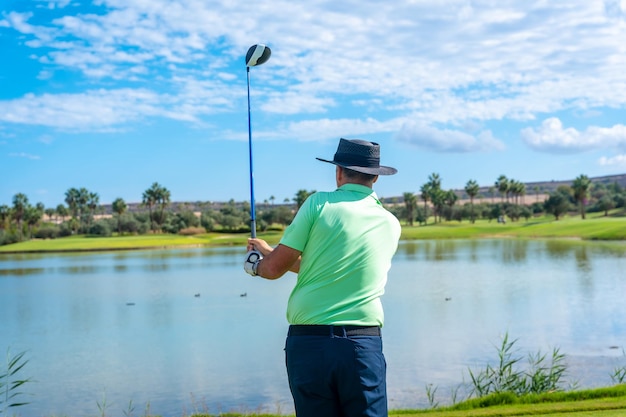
xmin=285 ymin=326 xmax=387 ymax=417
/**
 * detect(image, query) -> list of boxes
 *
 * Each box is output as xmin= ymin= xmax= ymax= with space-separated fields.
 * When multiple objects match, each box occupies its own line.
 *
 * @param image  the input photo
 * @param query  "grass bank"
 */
xmin=400 ymin=212 xmax=626 ymax=241
xmin=186 ymin=386 xmax=626 ymax=416
xmin=388 ymin=385 xmax=626 ymax=416
xmin=0 ymin=231 xmax=281 ymax=253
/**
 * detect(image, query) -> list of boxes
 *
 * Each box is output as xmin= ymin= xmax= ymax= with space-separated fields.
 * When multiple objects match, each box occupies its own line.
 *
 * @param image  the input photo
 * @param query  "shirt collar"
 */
xmin=338 ymin=183 xmax=380 ymax=204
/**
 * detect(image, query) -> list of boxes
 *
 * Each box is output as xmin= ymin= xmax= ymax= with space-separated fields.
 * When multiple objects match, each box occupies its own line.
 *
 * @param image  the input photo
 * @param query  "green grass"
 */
xmin=0 ymin=232 xmax=258 ymax=253
xmin=401 ymin=212 xmax=626 ymax=241
xmin=186 ymin=386 xmax=626 ymax=417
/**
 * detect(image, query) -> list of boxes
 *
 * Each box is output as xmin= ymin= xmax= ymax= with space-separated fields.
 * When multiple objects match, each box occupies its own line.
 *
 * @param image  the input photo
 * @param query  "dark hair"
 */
xmin=342 ymin=167 xmax=377 ymax=184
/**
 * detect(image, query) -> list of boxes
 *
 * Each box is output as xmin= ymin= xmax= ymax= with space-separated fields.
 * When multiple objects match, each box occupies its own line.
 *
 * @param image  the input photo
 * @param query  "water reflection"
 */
xmin=0 ymin=267 xmax=47 ymax=276
xmin=499 ymin=239 xmax=528 ymax=264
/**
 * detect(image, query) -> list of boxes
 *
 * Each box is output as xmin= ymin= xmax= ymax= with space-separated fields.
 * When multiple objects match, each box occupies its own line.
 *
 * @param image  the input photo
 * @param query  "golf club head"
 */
xmin=246 ymin=44 xmax=271 ymax=67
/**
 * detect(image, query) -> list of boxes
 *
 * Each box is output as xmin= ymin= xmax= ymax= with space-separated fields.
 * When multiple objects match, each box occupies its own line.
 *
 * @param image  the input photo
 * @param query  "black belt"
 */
xmin=288 ymin=325 xmax=381 ymax=337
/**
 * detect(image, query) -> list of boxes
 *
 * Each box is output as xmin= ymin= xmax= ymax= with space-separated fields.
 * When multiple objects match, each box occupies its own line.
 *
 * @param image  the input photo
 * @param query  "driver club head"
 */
xmin=246 ymin=44 xmax=271 ymax=67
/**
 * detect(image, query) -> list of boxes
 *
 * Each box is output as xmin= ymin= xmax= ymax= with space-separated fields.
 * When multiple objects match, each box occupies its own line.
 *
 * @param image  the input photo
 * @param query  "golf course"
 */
xmin=2 ymin=211 xmax=625 ymax=254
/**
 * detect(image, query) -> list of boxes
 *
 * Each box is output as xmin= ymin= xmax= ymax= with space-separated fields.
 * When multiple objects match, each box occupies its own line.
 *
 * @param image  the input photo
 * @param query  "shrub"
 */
xmin=120 ymin=216 xmax=141 ymax=234
xmin=88 ymin=221 xmax=112 ymax=237
xmin=34 ymin=226 xmax=60 ymax=239
xmin=0 ymin=230 xmax=19 ymax=246
xmin=200 ymin=212 xmax=216 ymax=232
xmin=58 ymin=223 xmax=73 ymax=237
xmin=178 ymin=227 xmax=206 ymax=236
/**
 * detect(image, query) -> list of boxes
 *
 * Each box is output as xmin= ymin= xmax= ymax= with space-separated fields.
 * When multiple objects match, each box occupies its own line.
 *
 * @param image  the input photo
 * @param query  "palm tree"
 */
xmin=428 ymin=173 xmax=441 ymax=190
xmin=465 ymin=179 xmax=480 ymax=224
xmin=402 ymin=192 xmax=417 ymax=226
xmin=430 ymin=188 xmax=446 ymax=223
xmin=506 ymin=180 xmax=526 ymax=222
xmin=0 ymin=205 xmax=10 ymax=230
xmin=112 ymin=197 xmax=128 ymax=234
xmin=419 ymin=183 xmax=432 ymax=225
xmin=444 ymin=189 xmax=458 ymax=221
xmin=514 ymin=181 xmax=526 ymax=206
xmin=572 ymin=174 xmax=591 ymax=219
xmin=12 ymin=193 xmax=29 ymax=241
xmin=294 ymin=189 xmax=314 ymax=211
xmin=86 ymin=192 xmax=100 ymax=226
xmin=496 ymin=175 xmax=509 ymax=204
xmin=156 ymin=185 xmax=171 ymax=232
xmin=427 ymin=173 xmax=443 ymax=223
xmin=24 ymin=205 xmax=43 ymax=238
xmin=56 ymin=204 xmax=68 ymax=223
xmin=142 ymin=183 xmax=171 ymax=232
xmin=65 ymin=188 xmax=81 ymax=220
xmin=142 ymin=183 xmax=159 ymax=232
xmin=77 ymin=187 xmax=90 ymax=223
xmin=44 ymin=207 xmax=55 ymax=223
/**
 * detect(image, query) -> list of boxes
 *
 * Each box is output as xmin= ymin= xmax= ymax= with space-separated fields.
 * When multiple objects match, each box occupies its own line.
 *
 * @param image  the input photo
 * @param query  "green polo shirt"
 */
xmin=280 ymin=183 xmax=401 ymax=326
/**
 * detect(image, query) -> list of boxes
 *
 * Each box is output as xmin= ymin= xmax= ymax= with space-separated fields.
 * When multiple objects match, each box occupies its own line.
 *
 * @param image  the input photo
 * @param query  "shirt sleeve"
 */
xmin=279 ymin=193 xmax=320 ymax=252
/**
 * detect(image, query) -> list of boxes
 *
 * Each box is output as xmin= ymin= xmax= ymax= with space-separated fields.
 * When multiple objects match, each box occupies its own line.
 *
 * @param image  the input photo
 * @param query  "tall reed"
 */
xmin=467 ymin=332 xmax=568 ymax=398
xmin=0 ymin=349 xmax=31 ymax=414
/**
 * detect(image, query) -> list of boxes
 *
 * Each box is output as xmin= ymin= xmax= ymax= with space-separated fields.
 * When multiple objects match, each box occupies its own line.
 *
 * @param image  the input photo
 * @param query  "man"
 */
xmin=244 ymin=138 xmax=401 ymax=417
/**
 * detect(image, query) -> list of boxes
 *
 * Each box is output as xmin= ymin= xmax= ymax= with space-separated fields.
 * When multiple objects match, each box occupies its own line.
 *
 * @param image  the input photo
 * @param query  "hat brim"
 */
xmin=316 ymin=157 xmax=397 ymax=175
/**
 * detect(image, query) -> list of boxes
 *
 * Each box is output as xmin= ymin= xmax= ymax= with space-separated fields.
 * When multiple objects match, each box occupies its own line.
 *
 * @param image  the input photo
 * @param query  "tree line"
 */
xmin=0 ymin=182 xmax=316 ymax=246
xmin=1 ymin=174 xmax=625 ymax=246
xmin=393 ymin=173 xmax=625 ymax=226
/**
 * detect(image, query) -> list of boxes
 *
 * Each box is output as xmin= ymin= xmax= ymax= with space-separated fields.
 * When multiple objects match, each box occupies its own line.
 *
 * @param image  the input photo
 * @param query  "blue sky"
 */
xmin=2 ymin=0 xmax=626 ymax=208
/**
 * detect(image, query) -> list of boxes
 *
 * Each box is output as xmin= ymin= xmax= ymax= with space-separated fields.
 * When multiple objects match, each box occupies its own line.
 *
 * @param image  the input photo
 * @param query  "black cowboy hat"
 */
xmin=316 ymin=138 xmax=397 ymax=176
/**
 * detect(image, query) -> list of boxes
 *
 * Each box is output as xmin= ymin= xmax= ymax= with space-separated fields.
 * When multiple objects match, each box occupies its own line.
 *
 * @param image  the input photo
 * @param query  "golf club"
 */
xmin=245 ymin=44 xmax=271 ymax=238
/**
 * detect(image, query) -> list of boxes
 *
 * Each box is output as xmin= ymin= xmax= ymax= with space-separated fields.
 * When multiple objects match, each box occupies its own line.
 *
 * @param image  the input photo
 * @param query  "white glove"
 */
xmin=244 ymin=250 xmax=263 ymax=276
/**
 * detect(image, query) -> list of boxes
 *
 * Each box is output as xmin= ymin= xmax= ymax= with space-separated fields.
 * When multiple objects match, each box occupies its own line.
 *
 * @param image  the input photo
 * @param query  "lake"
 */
xmin=1 ymin=239 xmax=625 ymax=416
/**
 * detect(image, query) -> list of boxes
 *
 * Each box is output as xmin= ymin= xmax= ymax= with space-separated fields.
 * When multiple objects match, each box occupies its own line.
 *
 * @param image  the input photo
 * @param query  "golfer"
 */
xmin=244 ymin=138 xmax=401 ymax=417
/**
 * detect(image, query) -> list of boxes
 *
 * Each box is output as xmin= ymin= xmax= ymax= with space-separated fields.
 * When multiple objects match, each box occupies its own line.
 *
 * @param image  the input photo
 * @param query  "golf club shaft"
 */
xmin=246 ymin=66 xmax=257 ymax=238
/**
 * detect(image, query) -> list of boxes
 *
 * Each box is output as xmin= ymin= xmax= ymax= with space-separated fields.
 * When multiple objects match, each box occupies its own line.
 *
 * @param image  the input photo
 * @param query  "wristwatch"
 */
xmin=252 ymin=259 xmax=261 ymax=276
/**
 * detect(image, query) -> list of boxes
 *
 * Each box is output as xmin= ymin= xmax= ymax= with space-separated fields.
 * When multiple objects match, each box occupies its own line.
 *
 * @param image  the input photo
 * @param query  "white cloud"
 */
xmin=0 ymin=78 xmax=242 ymax=131
xmin=395 ymin=122 xmax=505 ymax=153
xmin=9 ymin=152 xmax=40 ymax=160
xmin=38 ymin=134 xmax=54 ymax=144
xmin=262 ymin=91 xmax=335 ymax=115
xmin=0 ymin=89 xmax=165 ymax=130
xmin=3 ymin=1 xmax=626 ymax=137
xmin=521 ymin=117 xmax=626 ymax=153
xmin=599 ymin=154 xmax=626 ymax=167
xmin=255 ymin=117 xmax=400 ymax=142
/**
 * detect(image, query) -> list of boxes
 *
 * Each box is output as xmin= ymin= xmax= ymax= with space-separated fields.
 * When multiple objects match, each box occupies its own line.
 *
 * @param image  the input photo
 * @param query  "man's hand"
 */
xmin=247 ymin=238 xmax=273 ymax=256
xmin=244 ymin=250 xmax=263 ymax=276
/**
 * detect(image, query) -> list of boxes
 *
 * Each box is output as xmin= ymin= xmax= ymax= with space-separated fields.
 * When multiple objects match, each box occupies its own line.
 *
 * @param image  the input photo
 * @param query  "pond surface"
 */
xmin=1 ymin=239 xmax=625 ymax=416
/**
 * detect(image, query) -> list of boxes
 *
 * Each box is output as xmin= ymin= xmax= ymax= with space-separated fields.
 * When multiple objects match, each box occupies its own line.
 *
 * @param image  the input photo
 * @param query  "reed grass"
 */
xmin=0 ymin=349 xmax=31 ymax=414
xmin=467 ymin=332 xmax=568 ymax=397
